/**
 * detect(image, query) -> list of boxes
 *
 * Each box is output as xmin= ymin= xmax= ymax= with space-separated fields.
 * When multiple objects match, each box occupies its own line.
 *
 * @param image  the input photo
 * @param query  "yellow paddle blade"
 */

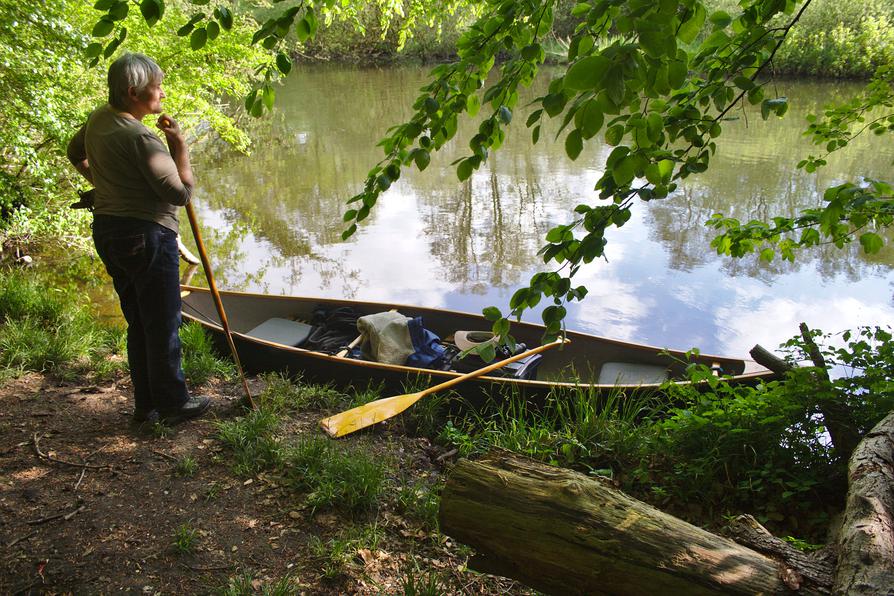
xmin=320 ymin=391 xmax=423 ymax=438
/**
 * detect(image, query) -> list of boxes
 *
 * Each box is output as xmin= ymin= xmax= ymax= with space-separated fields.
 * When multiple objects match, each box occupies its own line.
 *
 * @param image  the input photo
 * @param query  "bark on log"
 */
xmin=833 ymin=411 xmax=894 ymax=595
xmin=439 ymin=449 xmax=828 ymax=595
xmin=725 ymin=514 xmax=834 ymax=590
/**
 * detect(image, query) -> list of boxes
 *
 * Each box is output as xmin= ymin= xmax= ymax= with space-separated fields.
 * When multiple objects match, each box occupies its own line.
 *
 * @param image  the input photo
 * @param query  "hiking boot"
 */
xmin=132 ymin=408 xmax=159 ymax=424
xmin=158 ymin=396 xmax=211 ymax=425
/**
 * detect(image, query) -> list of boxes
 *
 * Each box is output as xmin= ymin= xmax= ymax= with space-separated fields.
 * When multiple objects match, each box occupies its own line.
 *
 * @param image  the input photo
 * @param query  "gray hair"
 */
xmin=107 ymin=53 xmax=163 ymax=110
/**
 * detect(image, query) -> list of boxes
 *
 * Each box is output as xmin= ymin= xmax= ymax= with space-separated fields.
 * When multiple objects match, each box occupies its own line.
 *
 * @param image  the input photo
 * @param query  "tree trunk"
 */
xmin=833 ymin=412 xmax=894 ymax=595
xmin=439 ymin=449 xmax=829 ymax=595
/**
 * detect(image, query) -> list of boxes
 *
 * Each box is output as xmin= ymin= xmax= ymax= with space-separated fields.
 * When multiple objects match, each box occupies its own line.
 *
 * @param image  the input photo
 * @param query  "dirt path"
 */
xmin=0 ymin=373 xmax=529 ymax=594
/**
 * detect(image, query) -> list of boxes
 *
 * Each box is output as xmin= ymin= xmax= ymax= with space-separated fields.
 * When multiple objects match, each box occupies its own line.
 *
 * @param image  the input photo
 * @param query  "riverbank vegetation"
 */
xmin=2 ymin=259 xmax=891 ymax=547
xmin=298 ymin=0 xmax=894 ymax=78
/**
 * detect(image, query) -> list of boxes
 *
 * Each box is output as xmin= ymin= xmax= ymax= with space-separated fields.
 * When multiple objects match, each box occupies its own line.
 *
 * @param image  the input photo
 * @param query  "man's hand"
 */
xmin=156 ymin=113 xmax=183 ymax=142
xmin=156 ymin=113 xmax=194 ymax=190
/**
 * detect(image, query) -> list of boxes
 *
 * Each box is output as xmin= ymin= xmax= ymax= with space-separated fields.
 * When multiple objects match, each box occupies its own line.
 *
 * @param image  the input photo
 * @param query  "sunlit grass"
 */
xmin=180 ymin=320 xmax=235 ymax=386
xmin=0 ymin=269 xmax=126 ymax=380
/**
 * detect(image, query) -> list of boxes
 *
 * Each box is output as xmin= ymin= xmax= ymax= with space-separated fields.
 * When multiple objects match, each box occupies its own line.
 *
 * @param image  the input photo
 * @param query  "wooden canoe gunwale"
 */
xmin=180 ymin=285 xmax=775 ymax=394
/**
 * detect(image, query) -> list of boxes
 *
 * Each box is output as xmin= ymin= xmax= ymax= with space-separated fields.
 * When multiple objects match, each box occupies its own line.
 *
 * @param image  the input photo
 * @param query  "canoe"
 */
xmin=180 ymin=285 xmax=775 ymax=401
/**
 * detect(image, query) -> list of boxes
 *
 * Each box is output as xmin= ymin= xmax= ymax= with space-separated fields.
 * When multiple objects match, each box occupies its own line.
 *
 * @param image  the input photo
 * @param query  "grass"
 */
xmin=257 ymin=372 xmax=348 ymax=412
xmin=215 ymin=407 xmax=283 ymax=476
xmin=215 ymin=571 xmax=302 ymax=595
xmin=0 ymin=269 xmax=126 ymax=380
xmin=215 ymin=374 xmax=389 ymax=514
xmin=174 ymin=455 xmax=199 ymax=478
xmin=172 ymin=521 xmax=200 ymax=555
xmin=180 ymin=320 xmax=235 ymax=386
xmin=0 ymin=268 xmax=234 ymax=387
xmin=283 ymin=436 xmax=388 ymax=514
xmin=396 ymin=478 xmax=442 ymax=532
xmin=440 ymin=384 xmax=658 ymax=470
xmin=308 ymin=524 xmax=381 ymax=579
xmin=397 ymin=563 xmax=449 ymax=596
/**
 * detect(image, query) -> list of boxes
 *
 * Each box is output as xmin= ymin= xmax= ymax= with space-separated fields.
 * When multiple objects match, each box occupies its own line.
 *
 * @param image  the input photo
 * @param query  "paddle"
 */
xmin=320 ymin=338 xmax=569 ymax=438
xmin=185 ymin=203 xmax=255 ymax=409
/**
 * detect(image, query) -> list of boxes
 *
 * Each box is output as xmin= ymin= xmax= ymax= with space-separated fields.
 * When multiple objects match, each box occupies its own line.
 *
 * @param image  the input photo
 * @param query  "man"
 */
xmin=67 ymin=52 xmax=209 ymax=425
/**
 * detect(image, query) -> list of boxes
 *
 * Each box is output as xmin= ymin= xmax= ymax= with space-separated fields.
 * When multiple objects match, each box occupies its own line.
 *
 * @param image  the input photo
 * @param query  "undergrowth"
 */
xmin=0 ymin=268 xmax=125 ymax=380
xmin=439 ymin=326 xmax=893 ymax=540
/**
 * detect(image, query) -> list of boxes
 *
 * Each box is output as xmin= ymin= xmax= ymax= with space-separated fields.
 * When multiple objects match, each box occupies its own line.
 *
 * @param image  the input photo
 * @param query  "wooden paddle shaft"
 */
xmin=421 ymin=338 xmax=568 ymax=397
xmin=185 ymin=203 xmax=255 ymax=408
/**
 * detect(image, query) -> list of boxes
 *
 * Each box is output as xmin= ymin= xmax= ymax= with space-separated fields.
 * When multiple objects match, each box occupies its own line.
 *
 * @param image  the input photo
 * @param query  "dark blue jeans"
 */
xmin=93 ymin=215 xmax=189 ymax=413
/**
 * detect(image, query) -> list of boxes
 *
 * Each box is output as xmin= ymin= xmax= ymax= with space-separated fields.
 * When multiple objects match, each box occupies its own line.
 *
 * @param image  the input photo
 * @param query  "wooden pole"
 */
xmin=184 ymin=203 xmax=255 ymax=409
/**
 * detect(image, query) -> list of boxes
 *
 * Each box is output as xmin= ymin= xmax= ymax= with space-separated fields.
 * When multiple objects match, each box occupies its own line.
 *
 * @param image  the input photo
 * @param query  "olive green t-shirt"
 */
xmin=68 ymin=105 xmax=191 ymax=232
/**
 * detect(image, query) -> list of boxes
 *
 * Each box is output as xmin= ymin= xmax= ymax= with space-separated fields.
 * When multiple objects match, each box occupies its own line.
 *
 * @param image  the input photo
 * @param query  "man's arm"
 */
xmin=66 ymin=124 xmax=93 ymax=184
xmin=156 ymin=114 xmax=194 ymax=189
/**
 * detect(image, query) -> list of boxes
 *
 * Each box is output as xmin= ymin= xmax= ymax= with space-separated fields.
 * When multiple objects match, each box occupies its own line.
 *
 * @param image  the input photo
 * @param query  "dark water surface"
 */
xmin=188 ymin=65 xmax=894 ymax=357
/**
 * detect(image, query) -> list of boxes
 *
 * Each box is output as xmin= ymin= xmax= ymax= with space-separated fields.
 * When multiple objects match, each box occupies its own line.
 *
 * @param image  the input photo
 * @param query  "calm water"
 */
xmin=187 ymin=65 xmax=894 ymax=357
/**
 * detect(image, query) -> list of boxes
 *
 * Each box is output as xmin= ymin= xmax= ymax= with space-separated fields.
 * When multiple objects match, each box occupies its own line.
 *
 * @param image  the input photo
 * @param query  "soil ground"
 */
xmin=0 ymin=372 xmax=532 ymax=595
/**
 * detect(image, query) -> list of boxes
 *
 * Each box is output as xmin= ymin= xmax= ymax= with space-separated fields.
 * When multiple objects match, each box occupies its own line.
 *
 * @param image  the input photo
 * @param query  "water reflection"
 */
xmin=188 ymin=65 xmax=894 ymax=355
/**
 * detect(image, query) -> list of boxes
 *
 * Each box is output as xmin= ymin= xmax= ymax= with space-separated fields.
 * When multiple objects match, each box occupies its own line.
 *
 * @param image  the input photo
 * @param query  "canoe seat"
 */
xmin=598 ymin=362 xmax=668 ymax=386
xmin=246 ymin=318 xmax=314 ymax=347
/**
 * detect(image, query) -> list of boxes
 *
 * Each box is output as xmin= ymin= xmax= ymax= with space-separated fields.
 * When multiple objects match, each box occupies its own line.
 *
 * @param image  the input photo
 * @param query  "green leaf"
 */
xmin=467 ymin=93 xmax=481 ymax=117
xmin=343 ymin=209 xmax=357 ymax=222
xmin=215 ymin=7 xmax=233 ymax=30
xmin=709 ymin=10 xmax=732 ymax=28
xmin=658 ymin=159 xmax=674 ymax=179
xmin=859 ymin=232 xmax=883 ymax=254
xmin=482 ymin=306 xmax=502 ymax=321
xmin=177 ymin=23 xmax=194 ymax=37
xmin=667 ymin=60 xmax=688 ymax=89
xmin=276 ymin=52 xmax=292 ymax=75
xmin=244 ymin=89 xmax=257 ymax=112
xmin=612 ymin=155 xmax=636 ymax=186
xmin=190 ymin=27 xmax=207 ymax=50
xmin=678 ymin=4 xmax=706 ymax=44
xmin=457 ymin=159 xmax=473 ymax=182
xmin=413 ymin=149 xmax=431 ymax=171
xmin=565 ymin=129 xmax=583 ymax=161
xmin=612 ymin=208 xmax=631 ymax=227
xmin=342 ymin=224 xmax=357 ymax=240
xmin=94 ymin=0 xmax=115 ymax=9
xmin=250 ymin=97 xmax=263 ymax=117
xmin=605 ymin=125 xmax=624 ymax=146
xmin=574 ymin=100 xmax=603 ymax=139
xmin=296 ymin=17 xmax=311 ymax=42
xmin=564 ymin=55 xmax=610 ymax=91
xmin=85 ymin=42 xmax=103 ymax=58
xmin=571 ymin=2 xmax=591 ymax=17
xmin=140 ymin=0 xmax=160 ymax=26
xmin=102 ymin=37 xmax=121 ymax=58
xmin=733 ymin=76 xmax=754 ymax=90
xmin=92 ymin=18 xmax=115 ymax=37
xmin=206 ymin=20 xmax=220 ymax=40
xmin=262 ymin=85 xmax=275 ymax=110
xmin=191 ymin=0 xmax=210 ymax=4
xmin=108 ymin=1 xmax=129 ymax=20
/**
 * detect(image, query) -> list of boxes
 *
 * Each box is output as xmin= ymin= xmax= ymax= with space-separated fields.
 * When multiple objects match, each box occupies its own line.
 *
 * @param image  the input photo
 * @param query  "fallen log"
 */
xmin=833 ymin=411 xmax=894 ymax=595
xmin=439 ymin=449 xmax=830 ymax=595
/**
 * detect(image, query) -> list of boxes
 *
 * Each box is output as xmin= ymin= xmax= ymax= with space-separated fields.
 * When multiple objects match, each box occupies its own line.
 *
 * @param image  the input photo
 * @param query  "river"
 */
xmin=187 ymin=64 xmax=894 ymax=358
